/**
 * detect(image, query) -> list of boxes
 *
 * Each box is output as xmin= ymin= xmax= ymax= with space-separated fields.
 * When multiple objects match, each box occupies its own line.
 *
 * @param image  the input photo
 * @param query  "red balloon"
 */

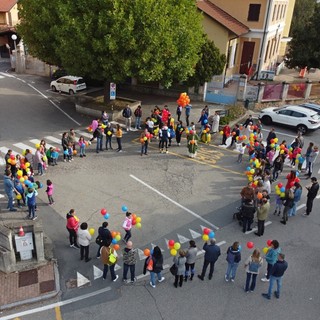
xmin=203 ymin=228 xmax=210 ymax=235
xmin=10 ymin=154 xmax=15 ymax=160
xmin=132 ymin=219 xmax=136 ymax=225
xmin=100 ymin=208 xmax=107 ymax=215
xmin=168 ymin=239 xmax=175 ymax=247
xmin=277 ymin=183 xmax=283 ymax=188
xmin=267 ymin=239 xmax=272 ymax=247
xmin=295 ymin=178 xmax=300 ymax=183
xmin=247 ymin=241 xmax=254 ymax=249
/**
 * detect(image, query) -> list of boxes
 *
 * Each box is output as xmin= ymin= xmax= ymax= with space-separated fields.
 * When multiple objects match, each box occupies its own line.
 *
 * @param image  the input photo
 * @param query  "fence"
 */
xmin=262 ymin=83 xmax=283 ymax=100
xmin=287 ymin=83 xmax=306 ymax=99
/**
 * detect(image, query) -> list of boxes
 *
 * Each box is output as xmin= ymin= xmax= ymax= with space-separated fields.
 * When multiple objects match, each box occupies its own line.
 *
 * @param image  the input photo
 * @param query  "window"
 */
xmin=283 ymin=5 xmax=287 ymax=19
xmin=278 ymin=110 xmax=292 ymax=116
xmin=264 ymin=40 xmax=270 ymax=62
xmin=276 ymin=4 xmax=281 ymax=20
xmin=272 ymin=5 xmax=277 ymax=21
xmin=247 ymin=4 xmax=261 ymax=21
xmin=291 ymin=111 xmax=306 ymax=118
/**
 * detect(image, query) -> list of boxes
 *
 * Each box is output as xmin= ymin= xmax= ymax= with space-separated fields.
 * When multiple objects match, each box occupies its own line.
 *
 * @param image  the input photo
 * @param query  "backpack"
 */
xmin=146 ymin=256 xmax=153 ymax=271
xmin=248 ymin=259 xmax=260 ymax=273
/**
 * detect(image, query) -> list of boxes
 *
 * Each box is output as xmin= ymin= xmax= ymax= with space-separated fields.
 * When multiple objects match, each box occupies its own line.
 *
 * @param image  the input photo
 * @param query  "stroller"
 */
xmin=233 ymin=205 xmax=243 ymax=226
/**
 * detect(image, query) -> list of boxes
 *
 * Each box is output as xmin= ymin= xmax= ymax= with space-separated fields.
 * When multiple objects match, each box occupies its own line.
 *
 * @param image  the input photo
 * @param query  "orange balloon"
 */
xmin=111 ymin=231 xmax=117 ymax=238
xmin=132 ymin=213 xmax=137 ymax=219
xmin=257 ymin=192 xmax=263 ymax=199
xmin=113 ymin=244 xmax=120 ymax=251
xmin=144 ymin=248 xmax=150 ymax=256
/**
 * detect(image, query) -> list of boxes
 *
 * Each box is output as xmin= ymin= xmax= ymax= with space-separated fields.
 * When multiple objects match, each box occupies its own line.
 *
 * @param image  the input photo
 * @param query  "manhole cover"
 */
xmin=19 ymin=269 xmax=38 ymax=287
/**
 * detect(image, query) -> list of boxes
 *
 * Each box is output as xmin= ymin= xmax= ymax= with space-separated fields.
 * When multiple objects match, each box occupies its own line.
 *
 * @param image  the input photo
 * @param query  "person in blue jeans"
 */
xmin=143 ymin=246 xmax=165 ymax=288
xmin=244 ymin=248 xmax=263 ymax=292
xmin=93 ymin=125 xmax=103 ymax=153
xmin=225 ymin=241 xmax=241 ymax=282
xmin=122 ymin=241 xmax=137 ymax=283
xmin=262 ymin=253 xmax=288 ymax=299
xmin=261 ymin=240 xmax=281 ymax=282
xmin=26 ymin=187 xmax=38 ymax=220
xmin=4 ymin=169 xmax=18 ymax=211
xmin=100 ymin=240 xmax=119 ymax=282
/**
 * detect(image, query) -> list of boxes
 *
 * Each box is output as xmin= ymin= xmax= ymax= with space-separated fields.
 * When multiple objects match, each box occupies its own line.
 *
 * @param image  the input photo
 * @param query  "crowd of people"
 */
xmin=2 ymin=106 xmax=318 ymax=301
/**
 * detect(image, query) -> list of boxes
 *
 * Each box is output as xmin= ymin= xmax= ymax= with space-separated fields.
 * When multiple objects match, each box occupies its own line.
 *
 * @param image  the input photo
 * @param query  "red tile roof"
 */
xmin=0 ymin=0 xmax=17 ymax=12
xmin=197 ymin=0 xmax=249 ymax=36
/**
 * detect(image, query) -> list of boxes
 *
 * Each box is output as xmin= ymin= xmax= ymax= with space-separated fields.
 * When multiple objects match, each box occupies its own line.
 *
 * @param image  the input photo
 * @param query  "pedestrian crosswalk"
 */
xmin=0 ymin=124 xmax=131 ymax=167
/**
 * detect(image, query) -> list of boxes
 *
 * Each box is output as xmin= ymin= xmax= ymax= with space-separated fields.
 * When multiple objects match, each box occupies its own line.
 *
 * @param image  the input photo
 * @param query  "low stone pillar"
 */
xmin=304 ymin=81 xmax=312 ymax=99
xmin=281 ymin=82 xmax=289 ymax=101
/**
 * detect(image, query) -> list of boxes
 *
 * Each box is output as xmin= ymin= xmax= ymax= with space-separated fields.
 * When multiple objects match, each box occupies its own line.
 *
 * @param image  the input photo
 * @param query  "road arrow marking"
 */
xmin=137 ymin=248 xmax=147 ymax=260
xmin=114 ymin=263 xmax=121 ymax=271
xmin=189 ymin=229 xmax=201 ymax=239
xmin=77 ymin=272 xmax=90 ymax=287
xmin=177 ymin=234 xmax=190 ymax=243
xmin=93 ymin=265 xmax=103 ymax=280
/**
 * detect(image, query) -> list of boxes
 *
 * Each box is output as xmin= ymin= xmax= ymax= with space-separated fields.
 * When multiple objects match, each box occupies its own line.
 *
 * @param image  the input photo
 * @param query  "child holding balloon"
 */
xmin=78 ymin=136 xmax=87 ymax=158
xmin=122 ymin=212 xmax=133 ymax=243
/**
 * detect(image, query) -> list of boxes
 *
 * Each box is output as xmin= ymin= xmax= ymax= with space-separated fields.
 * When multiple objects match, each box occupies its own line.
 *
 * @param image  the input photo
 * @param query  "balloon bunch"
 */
xmin=110 ymin=230 xmax=121 ymax=250
xmin=168 ymin=240 xmax=181 ymax=256
xmin=202 ymin=228 xmax=215 ymax=242
xmin=176 ymin=92 xmax=190 ymax=107
xmin=131 ymin=213 xmax=142 ymax=229
xmin=262 ymin=239 xmax=273 ymax=254
xmin=236 ymin=135 xmax=247 ymax=142
xmin=274 ymin=183 xmax=286 ymax=198
xmin=100 ymin=208 xmax=110 ymax=220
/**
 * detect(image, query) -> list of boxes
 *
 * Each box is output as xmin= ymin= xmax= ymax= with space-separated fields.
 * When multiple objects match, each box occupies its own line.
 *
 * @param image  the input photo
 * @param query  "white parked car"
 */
xmin=50 ymin=76 xmax=86 ymax=94
xmin=258 ymin=105 xmax=320 ymax=134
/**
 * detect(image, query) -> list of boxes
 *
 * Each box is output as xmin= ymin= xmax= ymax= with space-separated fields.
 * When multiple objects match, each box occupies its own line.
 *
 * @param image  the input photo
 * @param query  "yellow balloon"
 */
xmin=35 ymin=143 xmax=40 ymax=148
xmin=136 ymin=217 xmax=141 ymax=223
xmin=16 ymin=194 xmax=22 ymax=200
xmin=202 ymin=234 xmax=209 ymax=242
xmin=170 ymin=248 xmax=177 ymax=256
xmin=89 ymin=228 xmax=95 ymax=236
xmin=136 ymin=222 xmax=142 ymax=229
xmin=17 ymin=170 xmax=23 ymax=176
xmin=248 ymin=176 xmax=253 ymax=181
xmin=219 ymin=131 xmax=223 ymax=135
xmin=262 ymin=247 xmax=269 ymax=255
xmin=115 ymin=234 xmax=121 ymax=241
xmin=250 ymin=169 xmax=255 ymax=174
xmin=25 ymin=162 xmax=30 ymax=168
xmin=174 ymin=242 xmax=181 ymax=250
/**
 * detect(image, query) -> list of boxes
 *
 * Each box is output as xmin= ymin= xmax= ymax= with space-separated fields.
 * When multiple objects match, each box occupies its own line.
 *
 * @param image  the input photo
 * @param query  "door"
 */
xmin=239 ymin=42 xmax=255 ymax=74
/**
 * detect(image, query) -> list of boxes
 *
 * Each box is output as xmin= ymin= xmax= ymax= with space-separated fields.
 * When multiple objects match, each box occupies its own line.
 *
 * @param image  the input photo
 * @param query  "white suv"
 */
xmin=258 ymin=105 xmax=320 ymax=134
xmin=50 ymin=76 xmax=86 ymax=94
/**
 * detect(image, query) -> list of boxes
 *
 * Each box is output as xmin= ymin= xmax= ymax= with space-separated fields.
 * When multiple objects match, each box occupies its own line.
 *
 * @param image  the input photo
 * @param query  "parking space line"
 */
xmin=55 ymin=306 xmax=62 ymax=320
xmin=130 ymin=174 xmax=220 ymax=230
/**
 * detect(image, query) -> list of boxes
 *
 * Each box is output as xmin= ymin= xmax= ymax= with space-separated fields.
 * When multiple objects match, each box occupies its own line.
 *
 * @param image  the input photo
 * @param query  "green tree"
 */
xmin=186 ymin=37 xmax=226 ymax=88
xmin=17 ymin=0 xmax=204 ymax=87
xmin=285 ymin=1 xmax=319 ymax=69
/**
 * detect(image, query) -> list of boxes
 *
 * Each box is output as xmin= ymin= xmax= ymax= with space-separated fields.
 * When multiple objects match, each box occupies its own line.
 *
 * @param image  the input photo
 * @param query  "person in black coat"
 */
xmin=266 ymin=128 xmax=276 ymax=153
xmin=304 ymin=177 xmax=319 ymax=216
xmin=198 ymin=238 xmax=221 ymax=281
xmin=242 ymin=200 xmax=256 ymax=233
xmin=96 ymin=222 xmax=112 ymax=258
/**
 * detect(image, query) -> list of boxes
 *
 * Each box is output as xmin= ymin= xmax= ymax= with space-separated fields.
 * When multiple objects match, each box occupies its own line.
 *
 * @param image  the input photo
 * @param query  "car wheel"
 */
xmin=297 ymin=124 xmax=307 ymax=134
xmin=69 ymin=89 xmax=75 ymax=95
xmin=51 ymin=85 xmax=57 ymax=92
xmin=261 ymin=116 xmax=272 ymax=125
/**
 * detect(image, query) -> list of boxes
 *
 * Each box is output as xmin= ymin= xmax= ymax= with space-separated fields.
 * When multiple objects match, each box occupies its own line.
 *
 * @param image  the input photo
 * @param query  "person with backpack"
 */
xmin=96 ymin=222 xmax=112 ymax=258
xmin=101 ymin=240 xmax=119 ymax=282
xmin=185 ymin=104 xmax=192 ymax=127
xmin=143 ymin=246 xmax=165 ymax=288
xmin=225 ymin=241 xmax=241 ymax=282
xmin=244 ymin=248 xmax=263 ymax=292
xmin=122 ymin=105 xmax=132 ymax=131
xmin=26 ymin=187 xmax=38 ymax=220
xmin=134 ymin=105 xmax=142 ymax=129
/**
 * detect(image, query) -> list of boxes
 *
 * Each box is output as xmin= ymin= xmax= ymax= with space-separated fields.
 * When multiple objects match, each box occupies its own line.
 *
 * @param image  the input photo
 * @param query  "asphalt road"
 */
xmin=1 ymin=64 xmax=320 ymax=320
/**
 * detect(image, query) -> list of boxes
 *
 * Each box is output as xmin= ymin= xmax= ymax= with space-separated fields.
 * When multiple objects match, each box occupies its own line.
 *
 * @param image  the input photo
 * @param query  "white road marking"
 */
xmin=245 ymin=221 xmax=272 ymax=235
xmin=13 ymin=142 xmax=36 ymax=154
xmin=177 ymin=234 xmax=190 ymax=243
xmin=0 ymin=147 xmax=18 ymax=156
xmin=189 ymin=229 xmax=202 ymax=239
xmin=0 ymin=286 xmax=111 ymax=320
xmin=93 ymin=265 xmax=103 ymax=280
xmin=76 ymin=130 xmax=93 ymax=139
xmin=27 ymin=83 xmax=81 ymax=126
xmin=77 ymin=272 xmax=90 ymax=287
xmin=130 ymin=174 xmax=220 ymax=230
xmin=0 ymin=72 xmax=15 ymax=78
xmin=45 ymin=136 xmax=62 ymax=144
xmin=0 ymin=194 xmax=5 ymax=199
xmin=29 ymin=139 xmax=55 ymax=150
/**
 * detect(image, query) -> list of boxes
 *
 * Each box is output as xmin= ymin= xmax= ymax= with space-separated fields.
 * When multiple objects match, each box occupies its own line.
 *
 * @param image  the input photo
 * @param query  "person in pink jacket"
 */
xmin=45 ymin=179 xmax=54 ymax=205
xmin=66 ymin=209 xmax=80 ymax=248
xmin=122 ymin=212 xmax=133 ymax=243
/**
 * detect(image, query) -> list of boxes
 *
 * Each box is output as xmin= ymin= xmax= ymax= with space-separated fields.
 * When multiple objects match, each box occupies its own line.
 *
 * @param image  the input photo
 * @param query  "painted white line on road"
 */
xmin=45 ymin=136 xmax=62 ymax=144
xmin=0 ymin=194 xmax=5 ymax=199
xmin=297 ymin=204 xmax=306 ymax=210
xmin=0 ymin=286 xmax=112 ymax=320
xmin=0 ymin=147 xmax=18 ymax=156
xmin=0 ymin=72 xmax=15 ymax=78
xmin=27 ymin=83 xmax=81 ymax=126
xmin=13 ymin=142 xmax=36 ymax=154
xmin=130 ymin=174 xmax=220 ymax=230
xmin=245 ymin=221 xmax=272 ymax=235
xmin=29 ymin=139 xmax=55 ymax=150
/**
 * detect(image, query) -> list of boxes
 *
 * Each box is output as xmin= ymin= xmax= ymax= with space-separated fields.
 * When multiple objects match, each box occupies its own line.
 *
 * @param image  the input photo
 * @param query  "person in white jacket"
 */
xmin=78 ymin=222 xmax=92 ymax=262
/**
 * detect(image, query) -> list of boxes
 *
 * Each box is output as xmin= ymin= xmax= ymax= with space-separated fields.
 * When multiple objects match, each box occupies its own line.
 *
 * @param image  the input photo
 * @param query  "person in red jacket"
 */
xmin=222 ymin=124 xmax=231 ymax=145
xmin=66 ymin=209 xmax=80 ymax=248
xmin=285 ymin=170 xmax=296 ymax=190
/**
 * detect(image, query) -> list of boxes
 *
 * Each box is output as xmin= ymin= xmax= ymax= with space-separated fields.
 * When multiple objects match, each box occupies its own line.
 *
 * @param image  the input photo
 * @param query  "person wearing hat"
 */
xmin=122 ymin=241 xmax=137 ymax=283
xmin=304 ymin=177 xmax=319 ymax=216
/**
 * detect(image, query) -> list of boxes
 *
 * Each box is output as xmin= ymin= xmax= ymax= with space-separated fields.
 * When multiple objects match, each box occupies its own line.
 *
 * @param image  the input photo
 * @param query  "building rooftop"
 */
xmin=0 ymin=0 xmax=17 ymax=12
xmin=197 ymin=0 xmax=250 ymax=36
